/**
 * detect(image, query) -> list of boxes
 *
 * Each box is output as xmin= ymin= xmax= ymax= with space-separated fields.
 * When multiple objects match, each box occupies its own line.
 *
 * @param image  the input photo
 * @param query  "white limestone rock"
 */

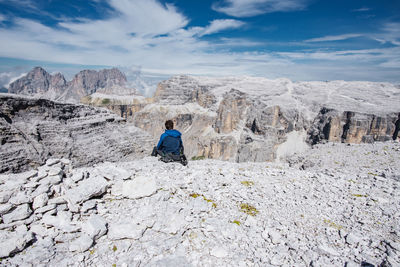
xmin=65 ymin=176 xmax=108 ymax=204
xmin=69 ymin=234 xmax=93 ymax=252
xmin=48 ymin=196 xmax=67 ymax=205
xmin=48 ymin=166 xmax=62 ymax=177
xmin=46 ymin=158 xmax=60 ymax=166
xmin=265 ymin=228 xmax=282 ymax=244
xmin=2 ymin=204 xmax=32 ymax=224
xmin=108 ymin=223 xmax=146 ymax=240
xmin=0 ymin=229 xmax=34 ymax=258
xmin=81 ymin=200 xmax=97 ymax=213
xmin=0 ymin=203 xmax=13 ymax=215
xmin=210 ymin=247 xmax=228 ymax=258
xmin=30 ymin=224 xmax=51 ymax=238
xmin=41 ymin=212 xmax=80 ymax=233
xmin=0 ymin=191 xmax=12 ymax=203
xmin=34 ymin=204 xmax=57 ymax=214
xmin=119 ymin=176 xmax=158 ymax=199
xmin=9 ymin=192 xmax=32 ymax=205
xmin=31 ymin=184 xmax=51 ymax=198
xmin=346 ymin=232 xmax=363 ymax=245
xmin=33 ymin=193 xmax=49 ymax=210
xmin=318 ymin=243 xmax=340 ymax=256
xmin=81 ymin=215 xmax=107 ymax=240
xmin=40 ymin=174 xmax=62 ymax=186
xmin=93 ymin=163 xmax=132 ymax=181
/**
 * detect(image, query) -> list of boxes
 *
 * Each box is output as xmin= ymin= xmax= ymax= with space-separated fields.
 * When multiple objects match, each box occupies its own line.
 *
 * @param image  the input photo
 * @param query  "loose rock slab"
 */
xmin=120 ymin=176 xmax=158 ymax=199
xmin=108 ymin=223 xmax=146 ymax=240
xmin=65 ymin=176 xmax=108 ymax=204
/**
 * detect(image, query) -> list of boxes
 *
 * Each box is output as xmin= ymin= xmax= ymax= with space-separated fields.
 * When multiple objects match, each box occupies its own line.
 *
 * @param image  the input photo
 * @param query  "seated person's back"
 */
xmin=157 ymin=128 xmax=182 ymax=155
xmin=152 ymin=120 xmax=187 ymax=166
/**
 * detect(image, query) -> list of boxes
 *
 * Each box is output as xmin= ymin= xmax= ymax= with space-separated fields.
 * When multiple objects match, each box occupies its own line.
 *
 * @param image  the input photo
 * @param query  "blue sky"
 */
xmin=0 ymin=0 xmax=399 ymax=89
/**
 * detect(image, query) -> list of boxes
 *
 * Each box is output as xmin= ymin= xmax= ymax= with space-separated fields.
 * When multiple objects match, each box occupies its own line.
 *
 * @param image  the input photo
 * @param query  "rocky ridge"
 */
xmin=8 ymin=67 xmax=138 ymax=103
xmin=0 ymin=94 xmax=154 ymax=173
xmin=128 ymin=75 xmax=400 ymax=162
xmin=0 ymin=141 xmax=399 ymax=266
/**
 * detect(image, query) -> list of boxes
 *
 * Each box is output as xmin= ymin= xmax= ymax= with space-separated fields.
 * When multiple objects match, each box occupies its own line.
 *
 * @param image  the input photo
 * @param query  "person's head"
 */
xmin=165 ymin=120 xmax=174 ymax=130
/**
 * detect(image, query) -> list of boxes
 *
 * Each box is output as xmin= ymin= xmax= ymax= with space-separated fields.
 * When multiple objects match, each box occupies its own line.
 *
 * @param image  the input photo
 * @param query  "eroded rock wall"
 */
xmin=308 ymin=108 xmax=399 ymax=145
xmin=128 ymin=76 xmax=399 ymax=162
xmin=0 ymin=95 xmax=153 ymax=173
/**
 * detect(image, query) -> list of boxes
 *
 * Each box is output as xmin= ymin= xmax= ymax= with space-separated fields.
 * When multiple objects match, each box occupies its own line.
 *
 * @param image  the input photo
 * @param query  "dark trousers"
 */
xmin=151 ymin=147 xmax=187 ymax=166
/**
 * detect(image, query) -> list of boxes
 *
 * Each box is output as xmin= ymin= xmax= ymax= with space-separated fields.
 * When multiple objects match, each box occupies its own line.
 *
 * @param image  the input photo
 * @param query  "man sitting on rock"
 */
xmin=151 ymin=120 xmax=188 ymax=166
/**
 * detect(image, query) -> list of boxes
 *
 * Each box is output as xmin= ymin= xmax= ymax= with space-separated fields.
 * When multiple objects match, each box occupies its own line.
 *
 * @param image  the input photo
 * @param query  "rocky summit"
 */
xmin=8 ymin=67 xmax=138 ymax=103
xmin=0 ymin=141 xmax=399 ymax=266
xmin=0 ymin=94 xmax=153 ymax=173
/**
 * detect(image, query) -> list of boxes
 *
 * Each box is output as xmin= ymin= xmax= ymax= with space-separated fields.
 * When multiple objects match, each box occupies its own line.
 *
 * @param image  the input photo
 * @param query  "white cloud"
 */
xmin=305 ymin=34 xmax=362 ymax=42
xmin=212 ymin=0 xmax=310 ymax=17
xmin=0 ymin=0 xmax=398 ymax=84
xmin=59 ymin=0 xmax=188 ymax=38
xmin=200 ymin=19 xmax=245 ymax=36
xmin=353 ymin=7 xmax=371 ymax=12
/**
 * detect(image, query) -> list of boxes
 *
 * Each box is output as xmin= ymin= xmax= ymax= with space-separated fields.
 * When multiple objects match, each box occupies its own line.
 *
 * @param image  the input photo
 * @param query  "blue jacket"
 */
xmin=157 ymin=129 xmax=184 ymax=155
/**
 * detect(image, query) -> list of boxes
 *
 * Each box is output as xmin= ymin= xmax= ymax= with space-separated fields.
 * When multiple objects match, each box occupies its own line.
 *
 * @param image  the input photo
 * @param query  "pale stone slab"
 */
xmin=120 ymin=176 xmax=157 ymax=199
xmin=108 ymin=223 xmax=145 ymax=240
xmin=2 ymin=204 xmax=32 ymax=224
xmin=33 ymin=193 xmax=49 ymax=210
xmin=81 ymin=215 xmax=107 ymax=240
xmin=69 ymin=234 xmax=93 ymax=252
xmin=65 ymin=176 xmax=108 ymax=204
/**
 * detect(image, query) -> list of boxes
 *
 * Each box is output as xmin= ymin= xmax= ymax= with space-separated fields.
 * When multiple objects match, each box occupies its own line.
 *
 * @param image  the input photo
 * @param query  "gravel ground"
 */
xmin=1 ymin=141 xmax=399 ymax=266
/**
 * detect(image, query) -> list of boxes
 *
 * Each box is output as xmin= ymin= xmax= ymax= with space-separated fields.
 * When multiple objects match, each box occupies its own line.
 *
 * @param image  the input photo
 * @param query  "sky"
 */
xmin=0 ymin=0 xmax=399 ymax=91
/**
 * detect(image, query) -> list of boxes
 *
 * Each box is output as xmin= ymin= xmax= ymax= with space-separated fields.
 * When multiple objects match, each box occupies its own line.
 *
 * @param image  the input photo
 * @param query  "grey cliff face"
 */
xmin=8 ymin=67 xmax=134 ymax=103
xmin=308 ymin=108 xmax=399 ymax=145
xmin=0 ymin=95 xmax=153 ymax=173
xmin=66 ymin=68 xmax=127 ymax=97
xmin=5 ymin=72 xmax=400 ymax=166
xmin=125 ymin=76 xmax=400 ymax=162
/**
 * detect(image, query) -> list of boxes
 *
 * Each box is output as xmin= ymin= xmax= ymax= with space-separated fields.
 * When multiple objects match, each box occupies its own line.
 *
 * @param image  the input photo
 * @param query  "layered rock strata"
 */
xmin=129 ymin=76 xmax=400 ymax=162
xmin=0 ymin=94 xmax=153 ymax=173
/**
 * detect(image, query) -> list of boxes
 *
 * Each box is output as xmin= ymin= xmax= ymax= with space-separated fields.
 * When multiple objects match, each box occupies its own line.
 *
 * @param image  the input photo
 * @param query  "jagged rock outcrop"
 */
xmin=8 ymin=67 xmax=66 ymax=99
xmin=8 ymin=67 xmax=138 ymax=103
xmin=129 ymin=75 xmax=400 ymax=162
xmin=0 ymin=94 xmax=153 ymax=173
xmin=308 ymin=108 xmax=399 ymax=144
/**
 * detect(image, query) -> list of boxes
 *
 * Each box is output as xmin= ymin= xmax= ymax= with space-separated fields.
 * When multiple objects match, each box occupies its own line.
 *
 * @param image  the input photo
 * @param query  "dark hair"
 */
xmin=165 ymin=120 xmax=174 ymax=130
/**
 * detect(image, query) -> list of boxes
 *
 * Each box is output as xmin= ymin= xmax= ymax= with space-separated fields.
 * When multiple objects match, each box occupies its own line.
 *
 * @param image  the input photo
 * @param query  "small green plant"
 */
xmin=241 ymin=181 xmax=254 ymax=187
xmin=191 ymin=155 xmax=206 ymax=160
xmin=232 ymin=220 xmax=241 ymax=226
xmin=112 ymin=264 xmax=116 ymax=267
xmin=323 ymin=219 xmax=343 ymax=230
xmin=89 ymin=249 xmax=95 ymax=255
xmin=190 ymin=193 xmax=217 ymax=208
xmin=239 ymin=203 xmax=259 ymax=216
xmin=112 ymin=245 xmax=117 ymax=252
xmin=101 ymin=98 xmax=111 ymax=105
xmin=352 ymin=194 xmax=368 ymax=198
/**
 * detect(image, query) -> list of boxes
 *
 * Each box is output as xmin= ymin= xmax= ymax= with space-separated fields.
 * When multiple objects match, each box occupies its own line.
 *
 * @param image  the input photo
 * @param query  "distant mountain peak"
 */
xmin=8 ymin=67 xmax=138 ymax=103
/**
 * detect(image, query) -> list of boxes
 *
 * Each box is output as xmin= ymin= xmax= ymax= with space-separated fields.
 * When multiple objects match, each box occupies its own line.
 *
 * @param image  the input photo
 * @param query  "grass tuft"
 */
xmin=241 ymin=181 xmax=254 ymax=187
xmin=239 ymin=203 xmax=259 ymax=216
